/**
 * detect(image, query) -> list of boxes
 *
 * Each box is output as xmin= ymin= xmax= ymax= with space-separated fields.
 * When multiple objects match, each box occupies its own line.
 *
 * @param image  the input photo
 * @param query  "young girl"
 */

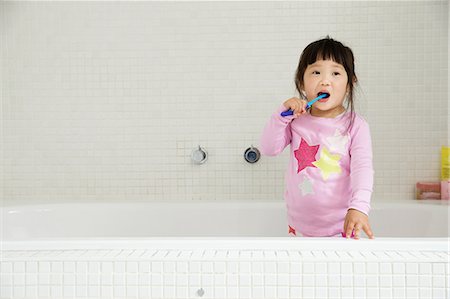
xmin=260 ymin=37 xmax=374 ymax=239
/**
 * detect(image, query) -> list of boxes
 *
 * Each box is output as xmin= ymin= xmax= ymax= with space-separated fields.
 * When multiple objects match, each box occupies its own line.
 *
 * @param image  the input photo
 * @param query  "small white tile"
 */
xmin=151 ymin=286 xmax=162 ymax=298
xmin=226 ymin=286 xmax=238 ymax=299
xmin=341 ymin=287 xmax=353 ymax=298
xmin=164 ymin=261 xmax=176 ymax=273
xmin=213 ymin=262 xmax=226 ymax=273
xmin=251 ymin=262 xmax=263 ymax=273
xmin=264 ymin=286 xmax=277 ymax=299
xmin=316 ymin=274 xmax=327 ymax=287
xmin=51 ymin=285 xmax=63 ymax=297
xmin=277 ymin=262 xmax=289 ymax=273
xmin=26 ymin=262 xmax=38 ymax=273
xmin=432 ymin=275 xmax=446 ymax=287
xmin=151 ymin=273 xmax=162 ymax=285
xmin=264 ymin=274 xmax=277 ymax=286
xmin=303 ymin=287 xmax=314 ymax=298
xmin=88 ymin=262 xmax=100 ymax=273
xmin=315 ymin=287 xmax=327 ymax=298
xmin=380 ymin=275 xmax=392 ymax=288
xmin=315 ymin=263 xmax=327 ymax=274
xmin=239 ymin=273 xmax=251 ymax=286
xmin=113 ymin=273 xmax=125 ymax=285
xmin=1 ymin=262 xmax=13 ymax=274
xmin=240 ymin=262 xmax=251 ymax=273
xmin=405 ymin=288 xmax=419 ymax=299
xmin=39 ymin=262 xmax=51 ymax=273
xmin=75 ymin=285 xmax=88 ymax=297
xmin=25 ymin=286 xmax=37 ymax=298
xmin=328 ymin=262 xmax=340 ymax=274
xmin=419 ymin=263 xmax=432 ymax=274
xmin=188 ymin=273 xmax=200 ymax=285
xmin=50 ymin=273 xmax=62 ymax=285
xmin=253 ymin=287 xmax=264 ymax=298
xmin=354 ymin=287 xmax=366 ymax=299
xmin=328 ymin=275 xmax=340 ymax=287
xmin=51 ymin=262 xmax=63 ymax=273
xmin=88 ymin=273 xmax=100 ymax=285
xmin=354 ymin=262 xmax=365 ymax=274
xmin=393 ymin=275 xmax=405 ymax=287
xmin=277 ymin=286 xmax=289 ymax=299
xmin=367 ymin=262 xmax=379 ymax=274
xmin=102 ymin=262 xmax=114 ymax=274
xmin=379 ymin=287 xmax=392 ymax=299
xmin=264 ymin=262 xmax=277 ymax=273
xmin=38 ymin=286 xmax=50 ymax=298
xmin=63 ymin=273 xmax=75 ymax=285
xmin=227 ymin=262 xmax=238 ymax=273
xmin=380 ymin=263 xmax=392 ymax=274
xmin=392 ymin=288 xmax=406 ymax=299
xmin=433 ymin=263 xmax=446 ymax=275
xmin=163 ymin=273 xmax=175 ymax=285
xmin=126 ymin=285 xmax=138 ymax=297
xmin=63 ymin=285 xmax=75 ymax=297
xmin=367 ymin=287 xmax=379 ymax=299
xmin=13 ymin=273 xmax=25 ymax=285
xmin=406 ymin=263 xmax=418 ymax=274
xmin=406 ymin=275 xmax=419 ymax=287
xmin=290 ymin=262 xmax=302 ymax=274
xmin=341 ymin=263 xmax=353 ymax=274
xmin=152 ymin=261 xmax=163 ymax=273
xmin=290 ymin=274 xmax=302 ymax=286
xmin=76 ymin=262 xmax=88 ymax=273
xmin=367 ymin=275 xmax=379 ymax=287
xmin=239 ymin=286 xmax=252 ymax=299
xmin=302 ymin=274 xmax=314 ymax=287
xmin=393 ymin=263 xmax=405 ymax=274
xmin=419 ymin=288 xmax=432 ymax=298
xmin=303 ymin=263 xmax=314 ymax=274
xmin=419 ymin=275 xmax=432 ymax=287
xmin=101 ymin=286 xmax=113 ymax=298
xmin=432 ymin=288 xmax=446 ymax=298
xmin=214 ymin=273 xmax=226 ymax=285
xmin=341 ymin=275 xmax=353 ymax=286
xmin=214 ymin=286 xmax=227 ymax=298
xmin=176 ymin=286 xmax=188 ymax=298
xmin=138 ymin=262 xmax=150 ymax=273
xmin=201 ymin=274 xmax=214 ymax=286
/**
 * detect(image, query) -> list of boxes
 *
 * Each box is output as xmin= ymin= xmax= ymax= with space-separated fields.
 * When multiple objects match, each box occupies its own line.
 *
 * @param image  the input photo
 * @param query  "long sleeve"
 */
xmin=259 ymin=105 xmax=293 ymax=156
xmin=348 ymin=120 xmax=374 ymax=215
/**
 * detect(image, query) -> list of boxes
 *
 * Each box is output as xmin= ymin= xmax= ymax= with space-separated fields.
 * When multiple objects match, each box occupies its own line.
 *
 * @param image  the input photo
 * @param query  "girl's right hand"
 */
xmin=283 ymin=97 xmax=308 ymax=118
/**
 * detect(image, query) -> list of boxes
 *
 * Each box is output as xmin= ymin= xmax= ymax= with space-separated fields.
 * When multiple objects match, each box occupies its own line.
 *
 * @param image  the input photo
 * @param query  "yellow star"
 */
xmin=312 ymin=147 xmax=342 ymax=180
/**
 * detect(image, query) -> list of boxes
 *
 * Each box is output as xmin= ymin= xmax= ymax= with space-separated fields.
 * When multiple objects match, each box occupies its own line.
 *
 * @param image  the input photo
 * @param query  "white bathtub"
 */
xmin=1 ymin=200 xmax=449 ymax=299
xmin=2 ymin=199 xmax=449 ymax=240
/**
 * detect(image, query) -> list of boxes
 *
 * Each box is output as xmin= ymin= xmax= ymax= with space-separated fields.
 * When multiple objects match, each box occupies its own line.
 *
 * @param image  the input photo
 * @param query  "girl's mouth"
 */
xmin=317 ymin=92 xmax=330 ymax=103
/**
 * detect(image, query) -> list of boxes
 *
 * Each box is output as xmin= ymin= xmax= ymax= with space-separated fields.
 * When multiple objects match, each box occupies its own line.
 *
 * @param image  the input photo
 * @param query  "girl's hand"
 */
xmin=343 ymin=209 xmax=374 ymax=239
xmin=283 ymin=97 xmax=308 ymax=118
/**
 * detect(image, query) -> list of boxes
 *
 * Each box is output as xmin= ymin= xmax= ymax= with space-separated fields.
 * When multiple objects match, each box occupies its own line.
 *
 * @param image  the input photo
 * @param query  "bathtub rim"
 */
xmin=2 ymin=237 xmax=449 ymax=252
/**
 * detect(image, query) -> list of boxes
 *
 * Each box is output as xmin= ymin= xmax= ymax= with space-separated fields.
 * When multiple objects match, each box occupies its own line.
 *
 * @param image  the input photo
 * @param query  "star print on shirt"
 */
xmin=326 ymin=129 xmax=349 ymax=153
xmin=312 ymin=147 xmax=342 ymax=180
xmin=298 ymin=175 xmax=314 ymax=196
xmin=294 ymin=139 xmax=320 ymax=173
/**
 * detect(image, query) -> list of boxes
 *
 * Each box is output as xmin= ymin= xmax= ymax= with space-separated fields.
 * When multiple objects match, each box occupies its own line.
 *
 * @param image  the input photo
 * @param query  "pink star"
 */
xmin=294 ymin=139 xmax=319 ymax=173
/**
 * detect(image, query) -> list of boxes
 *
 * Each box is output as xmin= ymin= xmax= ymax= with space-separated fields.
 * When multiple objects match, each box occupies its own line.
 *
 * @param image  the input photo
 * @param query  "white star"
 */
xmin=298 ymin=176 xmax=314 ymax=196
xmin=326 ymin=129 xmax=349 ymax=153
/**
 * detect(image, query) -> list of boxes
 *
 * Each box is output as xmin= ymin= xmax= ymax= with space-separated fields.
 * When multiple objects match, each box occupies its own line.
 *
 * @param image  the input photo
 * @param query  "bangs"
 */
xmin=303 ymin=38 xmax=349 ymax=67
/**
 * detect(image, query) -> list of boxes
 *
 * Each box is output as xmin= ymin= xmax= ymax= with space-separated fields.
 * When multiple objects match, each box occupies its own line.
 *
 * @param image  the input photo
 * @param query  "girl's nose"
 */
xmin=320 ymin=80 xmax=331 ymax=86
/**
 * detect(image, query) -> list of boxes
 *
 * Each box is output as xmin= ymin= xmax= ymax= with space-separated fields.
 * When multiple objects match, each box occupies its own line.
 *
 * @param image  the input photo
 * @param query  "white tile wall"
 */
xmin=1 ymin=1 xmax=448 ymax=205
xmin=1 ymin=248 xmax=449 ymax=299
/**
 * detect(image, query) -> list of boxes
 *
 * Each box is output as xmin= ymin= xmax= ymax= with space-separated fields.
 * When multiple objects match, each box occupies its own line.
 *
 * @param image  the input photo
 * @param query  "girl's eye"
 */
xmin=333 ymin=72 xmax=341 ymax=76
xmin=312 ymin=71 xmax=320 ymax=75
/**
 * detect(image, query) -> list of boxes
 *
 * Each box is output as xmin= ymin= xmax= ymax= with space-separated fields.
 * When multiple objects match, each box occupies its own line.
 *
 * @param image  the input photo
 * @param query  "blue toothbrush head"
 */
xmin=317 ymin=92 xmax=330 ymax=98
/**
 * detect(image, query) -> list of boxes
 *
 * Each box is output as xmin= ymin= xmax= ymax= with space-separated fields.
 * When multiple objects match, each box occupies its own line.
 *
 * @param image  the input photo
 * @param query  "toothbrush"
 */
xmin=280 ymin=92 xmax=330 ymax=117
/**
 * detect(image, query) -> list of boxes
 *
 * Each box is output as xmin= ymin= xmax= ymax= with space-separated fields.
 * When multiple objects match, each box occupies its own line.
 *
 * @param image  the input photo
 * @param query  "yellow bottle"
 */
xmin=441 ymin=146 xmax=450 ymax=200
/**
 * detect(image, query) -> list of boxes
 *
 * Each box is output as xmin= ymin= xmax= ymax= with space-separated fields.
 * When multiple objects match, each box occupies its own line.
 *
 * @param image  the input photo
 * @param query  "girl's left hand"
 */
xmin=343 ymin=209 xmax=374 ymax=239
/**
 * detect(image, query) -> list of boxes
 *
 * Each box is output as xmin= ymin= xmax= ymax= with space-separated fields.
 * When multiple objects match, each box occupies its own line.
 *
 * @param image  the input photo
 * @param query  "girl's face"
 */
xmin=302 ymin=59 xmax=349 ymax=118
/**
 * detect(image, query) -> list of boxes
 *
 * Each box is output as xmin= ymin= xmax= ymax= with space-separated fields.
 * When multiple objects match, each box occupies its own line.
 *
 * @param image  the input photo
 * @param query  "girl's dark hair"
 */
xmin=295 ymin=36 xmax=357 ymax=131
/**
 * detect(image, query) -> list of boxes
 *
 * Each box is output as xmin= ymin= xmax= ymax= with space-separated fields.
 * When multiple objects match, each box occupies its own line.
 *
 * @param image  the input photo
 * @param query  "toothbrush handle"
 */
xmin=280 ymin=109 xmax=294 ymax=117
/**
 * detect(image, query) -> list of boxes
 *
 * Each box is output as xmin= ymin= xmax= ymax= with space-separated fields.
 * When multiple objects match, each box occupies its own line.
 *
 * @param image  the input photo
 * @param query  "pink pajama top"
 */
xmin=260 ymin=105 xmax=374 ymax=237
